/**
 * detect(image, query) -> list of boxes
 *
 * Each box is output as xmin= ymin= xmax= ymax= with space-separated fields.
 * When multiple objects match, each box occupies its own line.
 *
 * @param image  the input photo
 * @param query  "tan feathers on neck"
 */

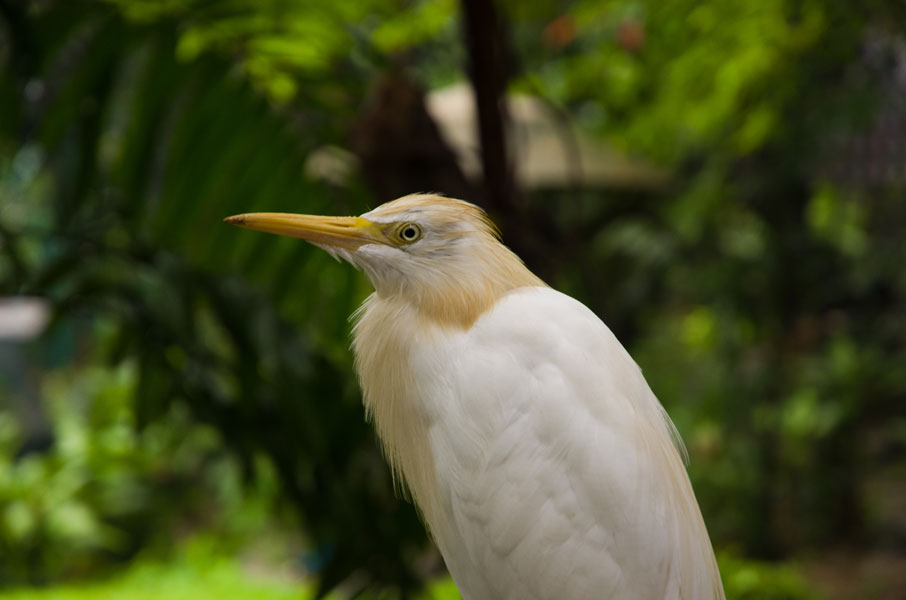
xmin=352 ymin=295 xmax=440 ymax=523
xmin=409 ymin=243 xmax=544 ymax=328
xmin=351 ymin=238 xmax=544 ymax=527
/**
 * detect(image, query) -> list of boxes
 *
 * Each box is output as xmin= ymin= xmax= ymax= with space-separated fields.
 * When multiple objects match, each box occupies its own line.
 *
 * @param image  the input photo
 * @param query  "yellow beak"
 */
xmin=223 ymin=213 xmax=385 ymax=249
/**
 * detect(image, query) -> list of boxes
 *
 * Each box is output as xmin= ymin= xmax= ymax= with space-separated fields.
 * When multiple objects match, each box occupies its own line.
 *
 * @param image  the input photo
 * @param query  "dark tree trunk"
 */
xmin=459 ymin=0 xmax=514 ymax=215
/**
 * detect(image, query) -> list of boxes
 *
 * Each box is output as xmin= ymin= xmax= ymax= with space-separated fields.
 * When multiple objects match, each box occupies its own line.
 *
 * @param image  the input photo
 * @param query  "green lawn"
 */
xmin=0 ymin=549 xmax=462 ymax=600
xmin=0 ymin=557 xmax=306 ymax=600
xmin=0 ymin=545 xmax=818 ymax=600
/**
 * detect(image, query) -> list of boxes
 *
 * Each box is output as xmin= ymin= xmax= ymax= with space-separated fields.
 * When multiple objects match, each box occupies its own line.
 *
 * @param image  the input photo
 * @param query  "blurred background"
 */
xmin=1 ymin=0 xmax=905 ymax=598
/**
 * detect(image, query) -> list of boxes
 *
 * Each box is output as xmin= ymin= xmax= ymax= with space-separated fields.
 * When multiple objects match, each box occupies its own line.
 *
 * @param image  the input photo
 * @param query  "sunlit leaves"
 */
xmin=371 ymin=0 xmax=457 ymax=53
xmin=522 ymin=0 xmax=834 ymax=163
xmin=106 ymin=0 xmax=461 ymax=104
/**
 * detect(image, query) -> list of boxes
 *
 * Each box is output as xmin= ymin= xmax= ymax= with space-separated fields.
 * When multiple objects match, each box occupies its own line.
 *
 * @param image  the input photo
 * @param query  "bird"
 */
xmin=225 ymin=193 xmax=724 ymax=600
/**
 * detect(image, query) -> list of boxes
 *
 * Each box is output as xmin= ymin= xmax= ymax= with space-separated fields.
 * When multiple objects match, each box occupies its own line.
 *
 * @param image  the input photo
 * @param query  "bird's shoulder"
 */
xmin=464 ymin=286 xmax=643 ymax=393
xmin=474 ymin=285 xmax=613 ymax=340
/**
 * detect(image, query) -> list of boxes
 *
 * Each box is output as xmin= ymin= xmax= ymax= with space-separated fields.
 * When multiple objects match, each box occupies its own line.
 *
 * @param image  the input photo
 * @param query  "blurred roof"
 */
xmin=424 ymin=82 xmax=669 ymax=191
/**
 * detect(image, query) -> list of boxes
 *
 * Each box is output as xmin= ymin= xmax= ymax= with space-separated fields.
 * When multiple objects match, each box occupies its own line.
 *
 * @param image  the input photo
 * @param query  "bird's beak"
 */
xmin=223 ymin=212 xmax=385 ymax=249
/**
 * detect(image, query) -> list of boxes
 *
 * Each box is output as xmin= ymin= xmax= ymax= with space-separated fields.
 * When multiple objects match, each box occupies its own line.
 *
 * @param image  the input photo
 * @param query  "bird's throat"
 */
xmin=351 ymin=293 xmax=442 ymax=525
xmin=380 ymin=248 xmax=546 ymax=330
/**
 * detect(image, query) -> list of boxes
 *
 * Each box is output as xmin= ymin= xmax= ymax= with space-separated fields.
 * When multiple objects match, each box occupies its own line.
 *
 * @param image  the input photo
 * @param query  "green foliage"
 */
xmin=0 ymin=538 xmax=307 ymax=600
xmin=0 ymin=0 xmax=427 ymax=593
xmin=515 ymin=0 xmax=861 ymax=162
xmin=719 ymin=553 xmax=820 ymax=600
xmin=101 ymin=0 xmax=460 ymax=103
xmin=0 ymin=354 xmax=279 ymax=584
xmin=0 ymin=551 xmax=461 ymax=600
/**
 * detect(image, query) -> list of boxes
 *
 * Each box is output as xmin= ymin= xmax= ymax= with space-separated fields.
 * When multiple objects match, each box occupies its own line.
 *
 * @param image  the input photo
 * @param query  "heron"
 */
xmin=225 ymin=193 xmax=724 ymax=599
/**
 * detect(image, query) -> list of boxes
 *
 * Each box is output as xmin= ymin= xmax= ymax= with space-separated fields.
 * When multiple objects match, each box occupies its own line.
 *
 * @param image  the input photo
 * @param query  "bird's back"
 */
xmin=355 ymin=286 xmax=723 ymax=600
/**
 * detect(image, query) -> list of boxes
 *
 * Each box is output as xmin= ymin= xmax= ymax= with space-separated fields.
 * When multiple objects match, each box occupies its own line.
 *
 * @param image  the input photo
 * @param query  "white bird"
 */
xmin=225 ymin=194 xmax=724 ymax=600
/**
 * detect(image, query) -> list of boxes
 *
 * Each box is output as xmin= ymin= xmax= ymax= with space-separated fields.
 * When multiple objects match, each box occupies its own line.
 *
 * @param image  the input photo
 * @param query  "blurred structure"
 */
xmin=0 ymin=296 xmax=51 ymax=455
xmin=823 ymin=32 xmax=906 ymax=187
xmin=309 ymin=82 xmax=668 ymax=194
xmin=425 ymin=82 xmax=669 ymax=191
xmin=0 ymin=297 xmax=48 ymax=340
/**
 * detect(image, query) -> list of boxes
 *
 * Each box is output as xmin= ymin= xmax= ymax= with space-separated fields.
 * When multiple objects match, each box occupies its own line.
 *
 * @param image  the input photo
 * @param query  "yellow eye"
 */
xmin=397 ymin=222 xmax=424 ymax=244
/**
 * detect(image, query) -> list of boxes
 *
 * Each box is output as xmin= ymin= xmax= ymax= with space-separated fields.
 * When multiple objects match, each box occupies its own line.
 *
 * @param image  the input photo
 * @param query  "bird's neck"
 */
xmin=351 ymin=293 xmax=442 ymax=526
xmin=371 ymin=244 xmax=545 ymax=329
xmin=351 ymin=247 xmax=544 ymax=529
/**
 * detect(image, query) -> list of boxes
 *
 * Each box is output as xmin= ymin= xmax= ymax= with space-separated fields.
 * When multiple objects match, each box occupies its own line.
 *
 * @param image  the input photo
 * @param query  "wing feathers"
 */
xmin=418 ymin=287 xmax=723 ymax=599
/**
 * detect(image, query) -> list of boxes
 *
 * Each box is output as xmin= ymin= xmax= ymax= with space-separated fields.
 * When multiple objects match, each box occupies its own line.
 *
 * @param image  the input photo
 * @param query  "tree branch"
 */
xmin=460 ymin=0 xmax=513 ymax=214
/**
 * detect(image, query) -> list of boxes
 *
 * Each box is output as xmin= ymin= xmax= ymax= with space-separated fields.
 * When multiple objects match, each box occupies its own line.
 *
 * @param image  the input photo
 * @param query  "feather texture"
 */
xmin=355 ymin=286 xmax=723 ymax=599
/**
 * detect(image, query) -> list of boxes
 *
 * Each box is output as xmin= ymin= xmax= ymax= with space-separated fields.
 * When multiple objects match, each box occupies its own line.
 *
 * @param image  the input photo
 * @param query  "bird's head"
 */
xmin=225 ymin=194 xmax=543 ymax=326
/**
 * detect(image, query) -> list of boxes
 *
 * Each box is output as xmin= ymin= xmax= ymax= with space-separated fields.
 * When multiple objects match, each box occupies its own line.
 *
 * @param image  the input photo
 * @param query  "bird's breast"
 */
xmin=354 ymin=287 xmax=723 ymax=600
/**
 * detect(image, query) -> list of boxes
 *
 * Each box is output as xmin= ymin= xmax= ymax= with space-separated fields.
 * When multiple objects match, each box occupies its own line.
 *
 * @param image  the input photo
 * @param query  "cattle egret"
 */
xmin=225 ymin=194 xmax=724 ymax=599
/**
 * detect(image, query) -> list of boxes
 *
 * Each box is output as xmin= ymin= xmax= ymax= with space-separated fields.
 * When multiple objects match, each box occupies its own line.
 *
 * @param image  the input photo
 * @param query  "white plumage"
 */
xmin=226 ymin=194 xmax=725 ymax=600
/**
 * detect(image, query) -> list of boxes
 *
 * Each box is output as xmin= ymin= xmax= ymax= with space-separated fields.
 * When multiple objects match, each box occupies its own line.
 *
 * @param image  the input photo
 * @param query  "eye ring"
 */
xmin=398 ymin=222 xmax=423 ymax=243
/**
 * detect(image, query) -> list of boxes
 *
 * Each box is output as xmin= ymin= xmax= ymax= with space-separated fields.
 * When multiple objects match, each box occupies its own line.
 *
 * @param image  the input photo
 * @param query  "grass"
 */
xmin=0 ymin=538 xmax=463 ymax=600
xmin=0 ymin=556 xmax=305 ymax=600
xmin=0 ymin=542 xmax=819 ymax=600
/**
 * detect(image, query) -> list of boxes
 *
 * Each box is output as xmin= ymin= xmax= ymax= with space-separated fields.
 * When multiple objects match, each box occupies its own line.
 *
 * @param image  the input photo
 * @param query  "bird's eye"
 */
xmin=397 ymin=223 xmax=424 ymax=243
